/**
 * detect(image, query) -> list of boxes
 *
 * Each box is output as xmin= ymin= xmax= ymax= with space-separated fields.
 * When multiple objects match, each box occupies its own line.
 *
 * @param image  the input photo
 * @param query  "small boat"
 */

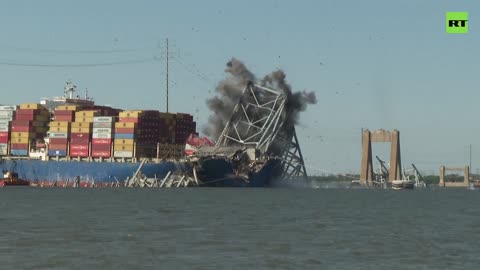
xmin=472 ymin=180 xmax=480 ymax=189
xmin=0 ymin=170 xmax=30 ymax=186
xmin=391 ymin=179 xmax=415 ymax=190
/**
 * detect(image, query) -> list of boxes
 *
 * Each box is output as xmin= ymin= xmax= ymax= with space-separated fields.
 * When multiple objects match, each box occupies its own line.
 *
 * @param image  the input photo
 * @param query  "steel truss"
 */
xmin=216 ymin=82 xmax=307 ymax=179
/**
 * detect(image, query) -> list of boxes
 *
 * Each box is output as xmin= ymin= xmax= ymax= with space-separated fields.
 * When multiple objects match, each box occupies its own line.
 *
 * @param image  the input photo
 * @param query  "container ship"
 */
xmin=0 ymin=81 xmax=286 ymax=187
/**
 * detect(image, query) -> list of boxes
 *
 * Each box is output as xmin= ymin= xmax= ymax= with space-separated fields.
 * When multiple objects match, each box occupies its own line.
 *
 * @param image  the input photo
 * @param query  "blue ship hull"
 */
xmin=198 ymin=158 xmax=280 ymax=187
xmin=0 ymin=158 xmax=279 ymax=187
xmin=0 ymin=160 xmax=182 ymax=183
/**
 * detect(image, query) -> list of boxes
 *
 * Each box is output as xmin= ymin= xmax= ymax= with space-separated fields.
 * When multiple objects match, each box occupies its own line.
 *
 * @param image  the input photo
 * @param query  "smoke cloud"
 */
xmin=204 ymin=58 xmax=317 ymax=141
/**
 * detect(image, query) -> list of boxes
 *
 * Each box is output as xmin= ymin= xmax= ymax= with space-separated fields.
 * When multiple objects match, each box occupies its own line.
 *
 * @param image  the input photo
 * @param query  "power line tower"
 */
xmin=159 ymin=38 xmax=177 ymax=113
xmin=165 ymin=38 xmax=169 ymax=113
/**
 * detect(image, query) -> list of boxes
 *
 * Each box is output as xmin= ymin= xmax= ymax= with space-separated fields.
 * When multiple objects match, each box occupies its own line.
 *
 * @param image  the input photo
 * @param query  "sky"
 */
xmin=0 ymin=0 xmax=479 ymax=175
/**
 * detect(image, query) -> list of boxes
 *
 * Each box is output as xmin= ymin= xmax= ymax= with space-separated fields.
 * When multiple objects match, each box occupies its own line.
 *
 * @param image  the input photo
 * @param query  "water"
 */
xmin=0 ymin=187 xmax=479 ymax=269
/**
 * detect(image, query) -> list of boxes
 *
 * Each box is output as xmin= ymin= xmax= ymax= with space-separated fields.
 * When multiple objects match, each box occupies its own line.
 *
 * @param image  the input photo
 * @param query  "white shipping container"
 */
xmin=49 ymin=132 xmax=69 ymax=138
xmin=0 ymin=143 xmax=8 ymax=155
xmin=92 ymin=122 xmax=114 ymax=128
xmin=0 ymin=111 xmax=15 ymax=117
xmin=0 ymin=117 xmax=13 ymax=121
xmin=92 ymin=128 xmax=112 ymax=134
xmin=114 ymin=151 xmax=133 ymax=158
xmin=92 ymin=133 xmax=112 ymax=139
xmin=0 ymin=126 xmax=9 ymax=132
xmin=93 ymin=116 xmax=115 ymax=123
xmin=0 ymin=105 xmax=17 ymax=111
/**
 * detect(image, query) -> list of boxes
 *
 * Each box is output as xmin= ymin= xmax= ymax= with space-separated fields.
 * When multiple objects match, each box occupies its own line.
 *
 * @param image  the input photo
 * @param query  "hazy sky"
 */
xmin=0 ymin=0 xmax=478 ymax=175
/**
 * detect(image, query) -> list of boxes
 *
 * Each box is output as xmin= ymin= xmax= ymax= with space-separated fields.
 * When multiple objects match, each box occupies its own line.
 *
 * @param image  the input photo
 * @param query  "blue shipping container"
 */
xmin=11 ymin=149 xmax=28 ymax=156
xmin=114 ymin=133 xmax=135 ymax=139
xmin=48 ymin=150 xmax=67 ymax=157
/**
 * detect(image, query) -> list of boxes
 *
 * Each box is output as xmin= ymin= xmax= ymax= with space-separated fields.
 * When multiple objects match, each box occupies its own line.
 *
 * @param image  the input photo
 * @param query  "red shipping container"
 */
xmin=91 ymin=150 xmax=111 ymax=157
xmin=11 ymin=126 xmax=34 ymax=132
xmin=115 ymin=128 xmax=135 ymax=133
xmin=70 ymin=144 xmax=89 ymax=151
xmin=0 ymin=132 xmax=8 ymax=143
xmin=70 ymin=137 xmax=90 ymax=144
xmin=16 ymin=109 xmax=39 ymax=116
xmin=15 ymin=115 xmax=35 ymax=121
xmin=11 ymin=120 xmax=30 ymax=127
xmin=91 ymin=144 xmax=111 ymax=151
xmin=70 ymin=150 xmax=89 ymax=157
xmin=119 ymin=117 xmax=139 ymax=123
xmin=70 ymin=133 xmax=91 ymax=139
xmin=49 ymin=138 xmax=68 ymax=144
xmin=92 ymin=138 xmax=112 ymax=145
xmin=54 ymin=115 xmax=74 ymax=122
xmin=11 ymin=143 xmax=28 ymax=149
xmin=49 ymin=143 xmax=67 ymax=150
xmin=54 ymin=110 xmax=74 ymax=116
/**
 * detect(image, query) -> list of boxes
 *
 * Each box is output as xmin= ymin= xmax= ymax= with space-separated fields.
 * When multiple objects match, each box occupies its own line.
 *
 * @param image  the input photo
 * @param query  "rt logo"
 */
xmin=446 ymin=12 xmax=468 ymax=34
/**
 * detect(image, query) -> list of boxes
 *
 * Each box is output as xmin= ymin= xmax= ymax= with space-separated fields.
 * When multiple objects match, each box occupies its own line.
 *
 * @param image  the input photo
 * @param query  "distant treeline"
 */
xmin=308 ymin=174 xmax=474 ymax=185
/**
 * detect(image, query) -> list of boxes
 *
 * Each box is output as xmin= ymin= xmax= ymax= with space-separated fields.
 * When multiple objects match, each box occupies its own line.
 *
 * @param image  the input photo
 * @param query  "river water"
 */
xmin=0 ymin=187 xmax=478 ymax=269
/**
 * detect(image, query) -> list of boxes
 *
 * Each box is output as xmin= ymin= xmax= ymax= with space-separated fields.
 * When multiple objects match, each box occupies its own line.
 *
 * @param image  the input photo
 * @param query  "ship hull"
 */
xmin=1 ymin=160 xmax=183 ymax=184
xmin=198 ymin=158 xmax=280 ymax=187
xmin=0 ymin=159 xmax=277 ymax=187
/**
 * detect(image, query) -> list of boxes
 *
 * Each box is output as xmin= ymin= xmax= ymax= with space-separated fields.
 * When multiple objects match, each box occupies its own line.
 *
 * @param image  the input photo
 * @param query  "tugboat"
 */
xmin=0 ymin=170 xmax=30 ymax=186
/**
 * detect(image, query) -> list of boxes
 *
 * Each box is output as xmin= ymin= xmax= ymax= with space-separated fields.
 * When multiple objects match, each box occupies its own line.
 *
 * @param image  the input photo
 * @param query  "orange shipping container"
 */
xmin=49 ymin=121 xmax=70 ymax=127
xmin=19 ymin=103 xmax=44 ymax=110
xmin=115 ymin=122 xmax=136 ymax=128
xmin=11 ymin=137 xmax=29 ymax=144
xmin=71 ymin=122 xmax=92 ymax=128
xmin=119 ymin=111 xmax=142 ymax=118
xmin=49 ymin=126 xmax=70 ymax=133
xmin=11 ymin=132 xmax=35 ymax=138
xmin=114 ymin=144 xmax=134 ymax=151
xmin=114 ymin=139 xmax=134 ymax=145
xmin=71 ymin=127 xmax=92 ymax=134
xmin=75 ymin=117 xmax=94 ymax=123
xmin=75 ymin=111 xmax=98 ymax=118
xmin=57 ymin=105 xmax=80 ymax=111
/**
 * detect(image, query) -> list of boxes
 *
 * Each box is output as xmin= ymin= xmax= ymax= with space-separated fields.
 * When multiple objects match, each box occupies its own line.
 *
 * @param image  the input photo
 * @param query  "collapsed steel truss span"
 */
xmin=216 ymin=82 xmax=307 ymax=180
xmin=277 ymin=129 xmax=308 ymax=179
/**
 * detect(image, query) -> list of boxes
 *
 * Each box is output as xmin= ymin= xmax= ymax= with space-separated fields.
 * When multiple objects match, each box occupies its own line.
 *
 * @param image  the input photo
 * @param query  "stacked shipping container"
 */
xmin=158 ymin=112 xmax=176 ymax=144
xmin=69 ymin=110 xmax=96 ymax=157
xmin=113 ymin=110 xmax=195 ymax=158
xmin=48 ymin=121 xmax=70 ymax=157
xmin=175 ymin=113 xmax=196 ymax=144
xmin=0 ymin=105 xmax=17 ymax=155
xmin=11 ymin=104 xmax=50 ymax=156
xmin=135 ymin=111 xmax=160 ymax=157
xmin=114 ymin=110 xmax=140 ymax=158
xmin=3 ymin=101 xmax=197 ymax=159
xmin=91 ymin=116 xmax=115 ymax=158
xmin=48 ymin=105 xmax=79 ymax=157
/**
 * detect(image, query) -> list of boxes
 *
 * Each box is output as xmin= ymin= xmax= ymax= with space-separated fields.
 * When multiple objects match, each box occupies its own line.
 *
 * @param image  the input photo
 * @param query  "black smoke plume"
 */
xmin=204 ymin=58 xmax=316 ymax=141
